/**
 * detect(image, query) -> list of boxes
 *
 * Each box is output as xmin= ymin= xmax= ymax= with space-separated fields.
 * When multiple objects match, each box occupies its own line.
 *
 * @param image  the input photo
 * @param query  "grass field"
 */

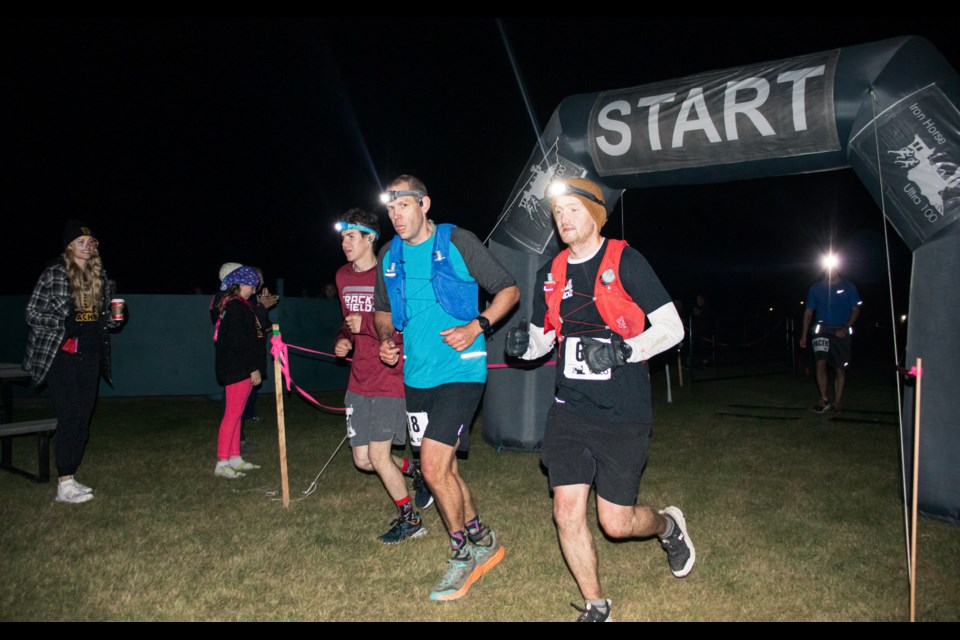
xmin=1 ymin=369 xmax=957 ymax=621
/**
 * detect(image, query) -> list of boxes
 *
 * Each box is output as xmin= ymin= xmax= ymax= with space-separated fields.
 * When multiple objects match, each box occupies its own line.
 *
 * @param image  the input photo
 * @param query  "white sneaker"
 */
xmin=230 ymin=458 xmax=261 ymax=471
xmin=214 ymin=464 xmax=246 ymax=479
xmin=72 ymin=479 xmax=93 ymax=495
xmin=56 ymin=479 xmax=95 ymax=504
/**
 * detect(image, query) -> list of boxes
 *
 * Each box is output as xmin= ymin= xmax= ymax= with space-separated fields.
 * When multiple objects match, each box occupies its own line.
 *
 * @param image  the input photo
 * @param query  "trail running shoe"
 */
xmin=55 ymin=479 xmax=95 ymax=504
xmin=378 ymin=516 xmax=427 ymax=544
xmin=812 ymin=398 xmax=832 ymax=414
xmin=659 ymin=506 xmax=696 ymax=578
xmin=429 ymin=552 xmax=480 ymax=601
xmin=572 ymin=600 xmax=612 ymax=622
xmin=470 ymin=529 xmax=505 ymax=577
xmin=412 ymin=465 xmax=434 ymax=510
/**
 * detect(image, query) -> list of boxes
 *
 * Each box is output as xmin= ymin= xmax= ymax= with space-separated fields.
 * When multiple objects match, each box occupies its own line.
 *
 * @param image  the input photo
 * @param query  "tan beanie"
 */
xmin=551 ymin=177 xmax=607 ymax=229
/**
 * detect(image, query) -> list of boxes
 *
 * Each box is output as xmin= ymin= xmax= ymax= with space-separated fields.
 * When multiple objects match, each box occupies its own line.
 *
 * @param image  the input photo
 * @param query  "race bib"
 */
xmin=812 ymin=337 xmax=830 ymax=353
xmin=345 ymin=405 xmax=356 ymax=439
xmin=563 ymin=336 xmax=612 ymax=381
xmin=406 ymin=411 xmax=428 ymax=447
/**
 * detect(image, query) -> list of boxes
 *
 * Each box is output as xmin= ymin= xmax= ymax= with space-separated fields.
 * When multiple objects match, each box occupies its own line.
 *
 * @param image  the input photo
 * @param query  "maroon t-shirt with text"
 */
xmin=335 ymin=263 xmax=404 ymax=398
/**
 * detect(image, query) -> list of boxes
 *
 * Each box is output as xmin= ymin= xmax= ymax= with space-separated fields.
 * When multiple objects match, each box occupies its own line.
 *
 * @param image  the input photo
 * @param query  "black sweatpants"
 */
xmin=47 ymin=351 xmax=100 ymax=477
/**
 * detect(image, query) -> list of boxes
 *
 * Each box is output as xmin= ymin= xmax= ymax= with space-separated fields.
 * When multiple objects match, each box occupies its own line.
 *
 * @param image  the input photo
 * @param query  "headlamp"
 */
xmin=547 ymin=181 xmax=605 ymax=207
xmin=380 ymin=189 xmax=426 ymax=205
xmin=335 ymin=221 xmax=378 ymax=239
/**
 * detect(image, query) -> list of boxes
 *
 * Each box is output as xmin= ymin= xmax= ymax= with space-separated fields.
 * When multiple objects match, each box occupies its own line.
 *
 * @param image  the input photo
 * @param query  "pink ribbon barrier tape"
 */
xmin=269 ymin=331 xmax=561 ymax=414
xmin=270 ymin=331 xmax=346 ymax=413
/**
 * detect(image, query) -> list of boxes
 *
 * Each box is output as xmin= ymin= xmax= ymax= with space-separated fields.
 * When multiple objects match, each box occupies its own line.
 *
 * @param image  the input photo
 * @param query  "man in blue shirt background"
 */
xmin=799 ymin=259 xmax=862 ymax=414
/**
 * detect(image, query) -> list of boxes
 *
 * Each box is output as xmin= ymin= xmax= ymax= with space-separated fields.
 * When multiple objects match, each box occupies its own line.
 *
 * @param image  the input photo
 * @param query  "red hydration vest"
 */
xmin=544 ymin=239 xmax=646 ymax=342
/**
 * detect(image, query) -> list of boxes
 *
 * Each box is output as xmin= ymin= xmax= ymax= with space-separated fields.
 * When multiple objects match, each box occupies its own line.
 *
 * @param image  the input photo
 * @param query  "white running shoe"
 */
xmin=56 ymin=479 xmax=95 ymax=504
xmin=215 ymin=464 xmax=246 ymax=479
xmin=230 ymin=458 xmax=261 ymax=471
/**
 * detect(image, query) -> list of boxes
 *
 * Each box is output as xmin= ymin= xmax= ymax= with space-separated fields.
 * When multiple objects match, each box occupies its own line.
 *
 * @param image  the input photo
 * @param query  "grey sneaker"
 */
xmin=55 ymin=479 xmax=94 ymax=504
xmin=572 ymin=600 xmax=612 ymax=622
xmin=429 ymin=551 xmax=480 ymax=601
xmin=470 ymin=530 xmax=505 ymax=577
xmin=659 ymin=506 xmax=696 ymax=578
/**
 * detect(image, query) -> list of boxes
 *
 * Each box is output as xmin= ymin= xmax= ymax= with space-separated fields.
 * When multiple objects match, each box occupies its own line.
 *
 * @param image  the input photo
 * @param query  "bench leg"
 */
xmin=1 ymin=436 xmax=11 ymax=470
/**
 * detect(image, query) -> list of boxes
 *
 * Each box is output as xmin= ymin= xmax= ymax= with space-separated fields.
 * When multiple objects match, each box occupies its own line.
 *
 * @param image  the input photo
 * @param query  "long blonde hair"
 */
xmin=63 ymin=245 xmax=103 ymax=311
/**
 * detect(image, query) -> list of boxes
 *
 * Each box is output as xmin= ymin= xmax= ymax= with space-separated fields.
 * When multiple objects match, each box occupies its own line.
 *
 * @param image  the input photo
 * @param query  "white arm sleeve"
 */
xmin=624 ymin=302 xmax=684 ymax=362
xmin=521 ymin=324 xmax=556 ymax=360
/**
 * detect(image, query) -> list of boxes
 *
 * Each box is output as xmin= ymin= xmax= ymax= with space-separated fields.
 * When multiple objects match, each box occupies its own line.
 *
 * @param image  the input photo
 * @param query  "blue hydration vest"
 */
xmin=384 ymin=223 xmax=479 ymax=331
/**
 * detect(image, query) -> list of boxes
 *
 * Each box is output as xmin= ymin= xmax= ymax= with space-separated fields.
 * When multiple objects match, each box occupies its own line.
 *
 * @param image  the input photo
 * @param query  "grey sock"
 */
xmin=586 ymin=599 xmax=608 ymax=611
xmin=660 ymin=514 xmax=676 ymax=540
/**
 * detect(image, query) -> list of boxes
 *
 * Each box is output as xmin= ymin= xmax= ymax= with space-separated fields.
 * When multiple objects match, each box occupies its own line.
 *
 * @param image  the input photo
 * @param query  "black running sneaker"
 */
xmin=412 ymin=464 xmax=434 ymax=510
xmin=572 ymin=600 xmax=612 ymax=622
xmin=378 ymin=516 xmax=427 ymax=544
xmin=659 ymin=506 xmax=696 ymax=578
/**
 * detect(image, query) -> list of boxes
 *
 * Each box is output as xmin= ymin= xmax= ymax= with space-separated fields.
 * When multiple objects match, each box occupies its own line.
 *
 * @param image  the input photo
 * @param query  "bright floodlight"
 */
xmin=821 ymin=253 xmax=840 ymax=270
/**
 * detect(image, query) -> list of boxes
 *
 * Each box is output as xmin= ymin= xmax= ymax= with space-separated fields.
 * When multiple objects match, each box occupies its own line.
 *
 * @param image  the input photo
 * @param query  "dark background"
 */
xmin=4 ymin=18 xmax=956 ymax=331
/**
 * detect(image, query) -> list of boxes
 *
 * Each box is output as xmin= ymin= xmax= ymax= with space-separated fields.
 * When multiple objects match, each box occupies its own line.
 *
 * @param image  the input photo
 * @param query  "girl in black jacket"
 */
xmin=213 ymin=266 xmax=263 ymax=479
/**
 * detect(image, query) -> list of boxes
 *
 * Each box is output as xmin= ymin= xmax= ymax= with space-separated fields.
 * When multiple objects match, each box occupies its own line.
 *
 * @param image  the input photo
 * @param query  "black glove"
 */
xmin=580 ymin=334 xmax=632 ymax=374
xmin=505 ymin=317 xmax=530 ymax=357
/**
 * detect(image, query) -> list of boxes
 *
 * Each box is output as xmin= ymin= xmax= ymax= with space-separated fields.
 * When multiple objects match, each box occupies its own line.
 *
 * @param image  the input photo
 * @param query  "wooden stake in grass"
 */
xmin=909 ymin=357 xmax=922 ymax=622
xmin=273 ymin=324 xmax=290 ymax=508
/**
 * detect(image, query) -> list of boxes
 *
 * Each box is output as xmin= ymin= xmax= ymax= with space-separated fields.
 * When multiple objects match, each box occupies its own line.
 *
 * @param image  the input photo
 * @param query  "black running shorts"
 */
xmin=540 ymin=401 xmax=651 ymax=507
xmin=403 ymin=383 xmax=484 ymax=452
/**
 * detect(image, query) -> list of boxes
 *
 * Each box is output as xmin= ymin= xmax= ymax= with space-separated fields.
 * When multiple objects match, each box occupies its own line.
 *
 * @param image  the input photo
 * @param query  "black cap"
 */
xmin=63 ymin=220 xmax=95 ymax=248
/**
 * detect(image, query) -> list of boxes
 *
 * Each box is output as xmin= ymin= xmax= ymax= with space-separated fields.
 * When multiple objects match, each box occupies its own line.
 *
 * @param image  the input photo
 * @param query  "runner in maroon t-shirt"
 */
xmin=334 ymin=208 xmax=433 ymax=544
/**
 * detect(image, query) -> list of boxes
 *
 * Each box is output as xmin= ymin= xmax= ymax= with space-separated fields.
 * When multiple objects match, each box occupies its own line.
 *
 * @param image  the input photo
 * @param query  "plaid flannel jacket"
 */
xmin=23 ymin=260 xmax=118 ymax=386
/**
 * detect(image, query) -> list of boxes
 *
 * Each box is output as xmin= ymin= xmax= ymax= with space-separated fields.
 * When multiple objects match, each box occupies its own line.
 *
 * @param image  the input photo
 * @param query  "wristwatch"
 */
xmin=476 ymin=315 xmax=491 ymax=334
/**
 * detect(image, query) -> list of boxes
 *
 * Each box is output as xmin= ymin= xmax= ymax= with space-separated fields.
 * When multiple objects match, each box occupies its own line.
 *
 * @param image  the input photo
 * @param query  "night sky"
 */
xmin=4 ymin=18 xmax=957 ymax=326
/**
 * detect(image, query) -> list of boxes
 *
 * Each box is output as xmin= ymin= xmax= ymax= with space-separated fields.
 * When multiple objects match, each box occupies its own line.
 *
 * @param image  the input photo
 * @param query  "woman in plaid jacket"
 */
xmin=24 ymin=221 xmax=124 ymax=504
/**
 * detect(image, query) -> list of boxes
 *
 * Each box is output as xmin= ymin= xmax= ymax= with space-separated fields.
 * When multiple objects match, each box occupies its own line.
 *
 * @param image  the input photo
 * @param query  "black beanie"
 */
xmin=63 ymin=220 xmax=95 ymax=249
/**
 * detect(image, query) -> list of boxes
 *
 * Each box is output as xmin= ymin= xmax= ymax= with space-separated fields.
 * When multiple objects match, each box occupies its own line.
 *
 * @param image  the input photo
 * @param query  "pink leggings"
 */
xmin=218 ymin=379 xmax=253 ymax=460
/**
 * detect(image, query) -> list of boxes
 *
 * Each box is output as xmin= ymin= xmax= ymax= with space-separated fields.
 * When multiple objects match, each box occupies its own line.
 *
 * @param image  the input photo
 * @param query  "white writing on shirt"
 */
xmin=342 ymin=285 xmax=374 ymax=313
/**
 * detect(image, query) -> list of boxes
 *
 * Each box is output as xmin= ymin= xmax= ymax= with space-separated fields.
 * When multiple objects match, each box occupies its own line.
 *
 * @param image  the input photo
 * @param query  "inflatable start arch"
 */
xmin=483 ymin=36 xmax=960 ymax=524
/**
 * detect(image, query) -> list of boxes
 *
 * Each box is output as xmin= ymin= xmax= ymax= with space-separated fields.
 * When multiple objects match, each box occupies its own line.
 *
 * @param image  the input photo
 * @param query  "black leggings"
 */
xmin=47 ymin=351 xmax=100 ymax=477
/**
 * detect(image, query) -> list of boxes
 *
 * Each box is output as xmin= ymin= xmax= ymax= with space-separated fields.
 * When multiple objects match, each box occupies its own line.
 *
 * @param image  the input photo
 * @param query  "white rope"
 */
xmin=869 ymin=88 xmax=912 ymax=580
xmin=266 ymin=433 xmax=349 ymax=503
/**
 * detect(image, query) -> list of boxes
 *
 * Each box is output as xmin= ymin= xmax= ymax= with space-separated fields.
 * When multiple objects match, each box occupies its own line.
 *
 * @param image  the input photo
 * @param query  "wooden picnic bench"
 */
xmin=0 ymin=418 xmax=58 ymax=483
xmin=0 ymin=364 xmax=56 ymax=483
